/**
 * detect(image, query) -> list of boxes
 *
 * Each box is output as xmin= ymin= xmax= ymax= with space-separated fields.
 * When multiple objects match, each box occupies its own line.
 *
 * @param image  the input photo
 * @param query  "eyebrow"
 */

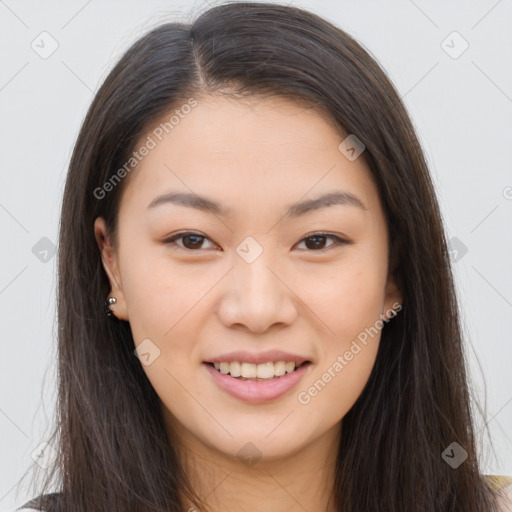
xmin=147 ymin=191 xmax=367 ymax=217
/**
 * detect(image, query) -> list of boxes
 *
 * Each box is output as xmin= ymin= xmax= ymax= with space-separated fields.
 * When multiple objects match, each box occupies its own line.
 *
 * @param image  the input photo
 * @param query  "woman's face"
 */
xmin=95 ymin=93 xmax=402 ymax=464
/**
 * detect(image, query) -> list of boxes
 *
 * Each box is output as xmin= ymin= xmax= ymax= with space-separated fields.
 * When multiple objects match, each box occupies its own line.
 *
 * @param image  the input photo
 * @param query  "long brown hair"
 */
xmin=16 ymin=2 xmax=502 ymax=511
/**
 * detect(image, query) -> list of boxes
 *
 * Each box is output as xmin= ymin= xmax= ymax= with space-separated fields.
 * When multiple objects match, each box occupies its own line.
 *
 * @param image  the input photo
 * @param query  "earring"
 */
xmin=384 ymin=308 xmax=399 ymax=322
xmin=105 ymin=297 xmax=117 ymax=317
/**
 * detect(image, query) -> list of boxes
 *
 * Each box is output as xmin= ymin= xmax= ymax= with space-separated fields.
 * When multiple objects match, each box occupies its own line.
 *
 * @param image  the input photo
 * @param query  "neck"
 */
xmin=170 ymin=420 xmax=341 ymax=512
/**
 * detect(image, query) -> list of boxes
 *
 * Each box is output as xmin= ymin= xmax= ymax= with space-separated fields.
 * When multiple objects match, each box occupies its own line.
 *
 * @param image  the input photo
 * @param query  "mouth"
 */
xmin=202 ymin=360 xmax=313 ymax=403
xmin=204 ymin=360 xmax=312 ymax=381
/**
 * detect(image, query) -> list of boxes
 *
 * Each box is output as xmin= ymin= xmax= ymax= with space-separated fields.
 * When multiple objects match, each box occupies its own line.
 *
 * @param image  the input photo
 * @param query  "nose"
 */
xmin=217 ymin=254 xmax=298 ymax=334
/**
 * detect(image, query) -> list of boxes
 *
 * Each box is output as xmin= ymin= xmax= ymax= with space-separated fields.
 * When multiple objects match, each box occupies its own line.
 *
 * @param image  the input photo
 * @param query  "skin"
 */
xmin=95 ymin=93 xmax=403 ymax=512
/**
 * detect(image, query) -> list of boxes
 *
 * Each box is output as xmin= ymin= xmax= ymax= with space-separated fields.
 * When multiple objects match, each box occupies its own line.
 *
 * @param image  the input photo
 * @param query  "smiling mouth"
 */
xmin=205 ymin=361 xmax=312 ymax=381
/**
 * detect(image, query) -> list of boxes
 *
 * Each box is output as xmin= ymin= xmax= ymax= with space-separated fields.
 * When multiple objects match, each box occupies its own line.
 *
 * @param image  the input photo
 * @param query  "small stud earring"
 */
xmin=105 ymin=297 xmax=117 ymax=317
xmin=384 ymin=309 xmax=399 ymax=322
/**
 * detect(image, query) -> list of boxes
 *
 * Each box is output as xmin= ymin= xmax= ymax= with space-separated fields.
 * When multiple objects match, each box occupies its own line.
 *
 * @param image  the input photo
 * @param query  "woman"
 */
xmin=14 ymin=2 xmax=512 ymax=511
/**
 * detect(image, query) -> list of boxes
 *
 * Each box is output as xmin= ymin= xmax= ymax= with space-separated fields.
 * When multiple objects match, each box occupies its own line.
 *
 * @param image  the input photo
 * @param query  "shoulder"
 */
xmin=12 ymin=483 xmax=512 ymax=510
xmin=496 ymin=485 xmax=512 ymax=512
xmin=14 ymin=491 xmax=62 ymax=512
xmin=486 ymin=475 xmax=512 ymax=512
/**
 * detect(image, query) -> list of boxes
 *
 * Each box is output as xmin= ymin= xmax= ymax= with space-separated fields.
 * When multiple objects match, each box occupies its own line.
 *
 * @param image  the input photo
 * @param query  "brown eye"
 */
xmin=163 ymin=231 xmax=350 ymax=252
xmin=163 ymin=232 xmax=216 ymax=251
xmin=296 ymin=233 xmax=349 ymax=251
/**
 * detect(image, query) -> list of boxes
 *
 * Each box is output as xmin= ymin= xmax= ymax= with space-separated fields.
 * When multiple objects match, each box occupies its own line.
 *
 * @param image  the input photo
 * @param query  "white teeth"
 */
xmin=257 ymin=362 xmax=275 ymax=379
xmin=229 ymin=361 xmax=241 ymax=377
xmin=274 ymin=361 xmax=287 ymax=376
xmin=211 ymin=360 xmax=302 ymax=378
xmin=241 ymin=362 xmax=257 ymax=378
xmin=285 ymin=362 xmax=295 ymax=374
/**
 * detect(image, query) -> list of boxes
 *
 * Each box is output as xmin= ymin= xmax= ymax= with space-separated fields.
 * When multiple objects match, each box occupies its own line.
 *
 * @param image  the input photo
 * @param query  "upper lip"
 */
xmin=204 ymin=350 xmax=311 ymax=365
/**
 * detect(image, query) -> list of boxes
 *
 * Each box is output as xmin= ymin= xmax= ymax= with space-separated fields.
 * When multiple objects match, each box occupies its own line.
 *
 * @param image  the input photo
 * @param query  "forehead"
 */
xmin=118 ymin=93 xmax=379 ymax=221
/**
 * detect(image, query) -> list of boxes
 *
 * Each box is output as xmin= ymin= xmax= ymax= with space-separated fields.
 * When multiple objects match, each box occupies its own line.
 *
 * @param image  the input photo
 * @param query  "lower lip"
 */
xmin=203 ymin=362 xmax=312 ymax=404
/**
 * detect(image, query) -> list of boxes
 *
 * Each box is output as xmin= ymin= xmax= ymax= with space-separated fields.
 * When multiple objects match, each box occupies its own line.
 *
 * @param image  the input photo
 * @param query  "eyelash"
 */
xmin=162 ymin=231 xmax=351 ymax=252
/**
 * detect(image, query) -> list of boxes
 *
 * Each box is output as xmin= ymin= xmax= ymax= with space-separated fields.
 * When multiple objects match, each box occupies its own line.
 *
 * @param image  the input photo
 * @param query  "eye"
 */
xmin=163 ymin=231 xmax=350 ymax=252
xmin=163 ymin=232 xmax=217 ymax=251
xmin=295 ymin=232 xmax=350 ymax=251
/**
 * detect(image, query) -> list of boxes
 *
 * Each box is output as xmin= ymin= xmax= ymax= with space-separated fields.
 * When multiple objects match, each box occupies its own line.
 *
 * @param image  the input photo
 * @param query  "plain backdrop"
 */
xmin=1 ymin=0 xmax=511 ymax=510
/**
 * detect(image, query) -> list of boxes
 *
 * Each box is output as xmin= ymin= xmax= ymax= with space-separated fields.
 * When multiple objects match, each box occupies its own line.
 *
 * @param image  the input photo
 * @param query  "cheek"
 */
xmin=294 ymin=254 xmax=387 ymax=339
xmin=120 ymin=253 xmax=217 ymax=392
xmin=296 ymin=267 xmax=384 ymax=420
xmin=293 ymin=252 xmax=385 ymax=409
xmin=119 ymin=247 xmax=202 ymax=336
xmin=300 ymin=339 xmax=379 ymax=426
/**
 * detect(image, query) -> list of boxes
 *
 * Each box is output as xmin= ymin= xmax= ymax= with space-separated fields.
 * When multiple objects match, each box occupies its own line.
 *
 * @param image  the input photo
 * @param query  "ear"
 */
xmin=383 ymin=270 xmax=403 ymax=321
xmin=94 ymin=217 xmax=129 ymax=321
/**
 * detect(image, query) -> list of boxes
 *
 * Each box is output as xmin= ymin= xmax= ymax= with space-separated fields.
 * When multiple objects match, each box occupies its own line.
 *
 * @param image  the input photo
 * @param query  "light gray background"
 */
xmin=1 ymin=0 xmax=511 ymax=510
